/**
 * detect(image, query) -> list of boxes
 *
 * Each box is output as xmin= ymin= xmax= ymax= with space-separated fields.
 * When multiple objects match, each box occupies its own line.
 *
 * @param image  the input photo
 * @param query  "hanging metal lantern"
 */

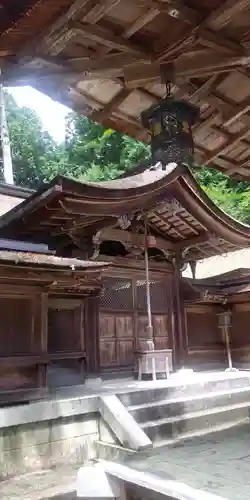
xmin=141 ymin=89 xmax=199 ymax=165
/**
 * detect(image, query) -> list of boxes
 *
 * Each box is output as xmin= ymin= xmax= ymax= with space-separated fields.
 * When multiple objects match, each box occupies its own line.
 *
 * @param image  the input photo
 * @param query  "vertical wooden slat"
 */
xmin=173 ymin=261 xmax=188 ymax=368
xmin=85 ymin=294 xmax=101 ymax=375
xmin=37 ymin=292 xmax=48 ymax=391
xmin=132 ymin=277 xmax=138 ymax=350
xmin=79 ymin=302 xmax=86 ymax=375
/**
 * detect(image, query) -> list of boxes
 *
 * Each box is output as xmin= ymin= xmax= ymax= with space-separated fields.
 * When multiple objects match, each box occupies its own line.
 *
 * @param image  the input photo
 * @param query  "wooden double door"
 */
xmin=99 ymin=312 xmax=168 ymax=369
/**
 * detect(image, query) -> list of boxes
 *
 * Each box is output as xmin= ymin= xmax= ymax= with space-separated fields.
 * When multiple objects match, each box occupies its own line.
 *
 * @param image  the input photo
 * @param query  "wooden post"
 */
xmin=84 ymin=293 xmax=101 ymax=377
xmin=37 ymin=292 xmax=48 ymax=392
xmin=173 ymin=258 xmax=188 ymax=369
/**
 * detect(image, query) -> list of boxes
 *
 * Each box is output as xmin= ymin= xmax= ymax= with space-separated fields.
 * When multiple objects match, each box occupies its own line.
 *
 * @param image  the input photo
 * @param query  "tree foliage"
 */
xmin=3 ymin=91 xmax=250 ymax=223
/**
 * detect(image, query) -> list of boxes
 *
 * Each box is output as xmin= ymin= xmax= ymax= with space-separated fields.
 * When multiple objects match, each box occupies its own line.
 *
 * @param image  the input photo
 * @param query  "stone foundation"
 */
xmin=0 ymin=413 xmax=100 ymax=479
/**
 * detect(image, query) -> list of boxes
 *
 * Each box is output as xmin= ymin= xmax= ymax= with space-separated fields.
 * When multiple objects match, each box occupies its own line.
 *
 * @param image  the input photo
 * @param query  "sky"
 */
xmin=8 ymin=86 xmax=70 ymax=143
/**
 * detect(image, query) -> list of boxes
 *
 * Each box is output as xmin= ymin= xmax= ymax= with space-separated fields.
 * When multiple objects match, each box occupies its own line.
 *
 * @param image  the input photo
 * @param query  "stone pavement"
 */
xmin=0 ymin=465 xmax=78 ymax=500
xmin=126 ymin=422 xmax=250 ymax=500
xmin=2 ymin=422 xmax=250 ymax=500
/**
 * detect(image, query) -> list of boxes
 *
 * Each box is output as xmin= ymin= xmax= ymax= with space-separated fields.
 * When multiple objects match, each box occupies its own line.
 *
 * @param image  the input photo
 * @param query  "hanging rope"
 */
xmin=144 ymin=214 xmax=154 ymax=345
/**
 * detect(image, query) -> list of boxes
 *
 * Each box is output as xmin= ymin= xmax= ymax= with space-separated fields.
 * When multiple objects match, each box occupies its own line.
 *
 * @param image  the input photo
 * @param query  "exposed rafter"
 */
xmin=2 ymin=0 xmax=250 ymax=180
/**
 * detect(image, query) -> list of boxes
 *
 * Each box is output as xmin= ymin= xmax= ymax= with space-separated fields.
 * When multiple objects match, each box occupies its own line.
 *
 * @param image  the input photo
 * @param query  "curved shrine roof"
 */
xmin=0 ymin=163 xmax=249 ymax=262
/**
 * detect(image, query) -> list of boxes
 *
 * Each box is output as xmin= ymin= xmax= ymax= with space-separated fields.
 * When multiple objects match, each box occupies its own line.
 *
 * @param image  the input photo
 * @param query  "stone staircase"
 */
xmin=118 ymin=373 xmax=250 ymax=446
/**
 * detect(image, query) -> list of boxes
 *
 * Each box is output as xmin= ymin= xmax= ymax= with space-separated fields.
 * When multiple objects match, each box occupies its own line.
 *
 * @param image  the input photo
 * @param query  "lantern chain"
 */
xmin=165 ymin=81 xmax=172 ymax=99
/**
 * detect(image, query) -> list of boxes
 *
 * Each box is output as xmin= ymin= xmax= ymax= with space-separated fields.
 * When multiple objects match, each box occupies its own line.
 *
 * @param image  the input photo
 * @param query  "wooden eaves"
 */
xmin=184 ymin=267 xmax=250 ymax=303
xmin=0 ymin=163 xmax=250 ymax=262
xmin=0 ymin=249 xmax=110 ymax=294
xmin=2 ymin=1 xmax=250 ymax=179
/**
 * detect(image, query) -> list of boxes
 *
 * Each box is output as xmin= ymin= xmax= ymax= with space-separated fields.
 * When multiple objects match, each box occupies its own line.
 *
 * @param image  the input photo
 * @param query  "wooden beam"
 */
xmin=156 ymin=34 xmax=195 ymax=62
xmin=48 ymin=29 xmax=77 ymax=56
xmin=3 ymin=52 xmax=149 ymax=85
xmin=222 ymin=96 xmax=250 ymax=127
xmin=29 ymin=0 xmax=93 ymax=56
xmin=226 ymin=164 xmax=250 ymax=176
xmin=156 ymin=0 xmax=201 ymax=25
xmin=175 ymin=233 xmax=210 ymax=250
xmin=122 ymin=8 xmax=160 ymax=39
xmin=203 ymin=127 xmax=250 ymax=166
xmin=123 ymin=0 xmax=200 ymax=39
xmin=72 ymin=21 xmax=153 ymax=56
xmin=123 ymin=62 xmax=169 ymax=88
xmin=188 ymin=74 xmax=225 ymax=104
xmin=91 ymin=88 xmax=131 ymax=122
xmin=82 ymin=0 xmax=121 ymax=24
xmin=195 ymin=28 xmax=245 ymax=55
xmin=98 ymin=228 xmax=176 ymax=251
xmin=206 ymin=0 xmax=250 ymax=31
xmin=175 ymin=52 xmax=250 ymax=79
xmin=124 ymin=53 xmax=250 ymax=87
xmin=193 ymin=111 xmax=219 ymax=135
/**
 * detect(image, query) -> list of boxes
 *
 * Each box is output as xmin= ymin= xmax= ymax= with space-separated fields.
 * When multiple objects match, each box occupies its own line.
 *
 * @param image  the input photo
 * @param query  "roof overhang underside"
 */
xmin=0 ymin=163 xmax=250 ymax=262
xmin=2 ymin=1 xmax=250 ymax=180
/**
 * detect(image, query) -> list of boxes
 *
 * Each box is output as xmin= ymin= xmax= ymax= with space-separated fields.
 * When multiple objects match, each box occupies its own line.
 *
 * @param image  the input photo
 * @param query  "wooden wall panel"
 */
xmin=186 ymin=306 xmax=221 ymax=348
xmin=231 ymin=306 xmax=250 ymax=348
xmin=99 ymin=313 xmax=116 ymax=367
xmin=118 ymin=340 xmax=134 ymax=365
xmin=0 ymin=364 xmax=37 ymax=391
xmin=116 ymin=316 xmax=133 ymax=338
xmin=153 ymin=315 xmax=168 ymax=350
xmin=47 ymin=360 xmax=83 ymax=388
xmin=48 ymin=304 xmax=83 ymax=352
xmin=137 ymin=315 xmax=149 ymax=350
xmin=116 ymin=316 xmax=134 ymax=365
xmin=0 ymin=297 xmax=33 ymax=355
xmin=231 ymin=304 xmax=250 ymax=367
xmin=185 ymin=305 xmax=226 ymax=370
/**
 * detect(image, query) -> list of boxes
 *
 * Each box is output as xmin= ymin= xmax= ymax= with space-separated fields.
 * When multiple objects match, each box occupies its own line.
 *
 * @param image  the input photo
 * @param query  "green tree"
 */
xmin=65 ymin=112 xmax=149 ymax=179
xmin=5 ymin=93 xmax=70 ymax=188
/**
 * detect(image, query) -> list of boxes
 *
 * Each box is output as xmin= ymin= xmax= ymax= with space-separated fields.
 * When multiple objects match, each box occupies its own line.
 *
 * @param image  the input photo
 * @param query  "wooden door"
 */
xmin=99 ymin=313 xmax=134 ymax=368
xmin=153 ymin=315 xmax=168 ymax=349
xmin=47 ymin=299 xmax=85 ymax=387
xmin=99 ymin=314 xmax=116 ymax=367
xmin=137 ymin=314 xmax=169 ymax=350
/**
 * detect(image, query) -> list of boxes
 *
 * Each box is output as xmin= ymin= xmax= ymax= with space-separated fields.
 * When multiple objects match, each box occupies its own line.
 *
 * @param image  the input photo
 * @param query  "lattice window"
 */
xmin=136 ymin=280 xmax=168 ymax=313
xmin=100 ymin=278 xmax=133 ymax=310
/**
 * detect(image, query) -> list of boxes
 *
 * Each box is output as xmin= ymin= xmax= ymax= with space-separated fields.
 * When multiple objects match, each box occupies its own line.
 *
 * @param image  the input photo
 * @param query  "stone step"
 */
xmin=128 ymin=387 xmax=250 ymax=423
xmin=96 ymin=440 xmax=137 ymax=461
xmin=152 ymin=417 xmax=250 ymax=448
xmin=119 ymin=373 xmax=250 ymax=407
xmin=141 ymin=401 xmax=250 ymax=443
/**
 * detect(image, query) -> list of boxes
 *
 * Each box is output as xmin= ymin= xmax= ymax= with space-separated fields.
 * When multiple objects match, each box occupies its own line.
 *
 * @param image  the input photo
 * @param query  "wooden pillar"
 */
xmin=167 ymin=277 xmax=178 ymax=367
xmin=173 ymin=259 xmax=188 ymax=369
xmin=36 ymin=291 xmax=48 ymax=393
xmin=84 ymin=293 xmax=101 ymax=376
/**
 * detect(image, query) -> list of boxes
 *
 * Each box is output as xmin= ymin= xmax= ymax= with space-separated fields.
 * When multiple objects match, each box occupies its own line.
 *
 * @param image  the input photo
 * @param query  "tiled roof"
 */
xmin=182 ymin=249 xmax=250 ymax=279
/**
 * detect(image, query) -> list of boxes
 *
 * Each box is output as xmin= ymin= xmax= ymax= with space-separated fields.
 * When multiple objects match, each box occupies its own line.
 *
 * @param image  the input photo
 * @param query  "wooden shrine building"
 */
xmin=183 ymin=259 xmax=250 ymax=371
xmin=0 ymin=163 xmax=249 ymax=402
